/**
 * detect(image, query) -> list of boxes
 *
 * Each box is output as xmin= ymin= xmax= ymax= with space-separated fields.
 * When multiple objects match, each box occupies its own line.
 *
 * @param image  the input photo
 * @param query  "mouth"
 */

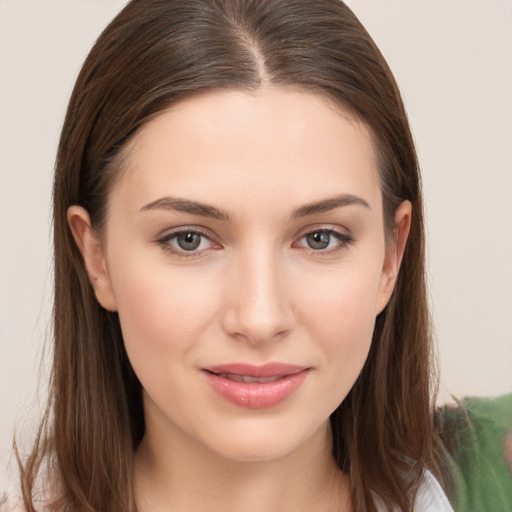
xmin=212 ymin=373 xmax=284 ymax=383
xmin=202 ymin=363 xmax=310 ymax=409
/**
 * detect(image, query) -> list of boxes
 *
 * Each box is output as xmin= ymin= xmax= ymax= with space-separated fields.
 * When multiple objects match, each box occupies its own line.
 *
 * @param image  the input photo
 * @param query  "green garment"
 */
xmin=436 ymin=393 xmax=512 ymax=512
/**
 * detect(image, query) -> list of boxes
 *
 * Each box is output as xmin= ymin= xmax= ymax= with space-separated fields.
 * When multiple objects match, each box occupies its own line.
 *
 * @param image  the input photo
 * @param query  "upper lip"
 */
xmin=203 ymin=363 xmax=308 ymax=378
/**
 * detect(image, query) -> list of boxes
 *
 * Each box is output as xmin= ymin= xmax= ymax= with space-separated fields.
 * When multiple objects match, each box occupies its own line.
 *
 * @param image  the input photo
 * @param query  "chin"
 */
xmin=195 ymin=415 xmax=331 ymax=464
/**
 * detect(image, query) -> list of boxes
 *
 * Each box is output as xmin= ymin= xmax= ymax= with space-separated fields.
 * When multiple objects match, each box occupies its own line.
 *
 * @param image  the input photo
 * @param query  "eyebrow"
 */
xmin=139 ymin=193 xmax=370 ymax=221
xmin=291 ymin=194 xmax=370 ymax=219
xmin=140 ymin=197 xmax=231 ymax=221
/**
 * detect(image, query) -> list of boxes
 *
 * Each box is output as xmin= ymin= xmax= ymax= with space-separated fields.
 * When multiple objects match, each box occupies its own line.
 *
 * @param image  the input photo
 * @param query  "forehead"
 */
xmin=113 ymin=86 xmax=382 ymax=216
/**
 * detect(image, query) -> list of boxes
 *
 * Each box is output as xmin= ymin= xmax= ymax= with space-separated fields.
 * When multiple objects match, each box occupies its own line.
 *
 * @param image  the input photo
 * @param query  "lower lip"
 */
xmin=203 ymin=370 xmax=309 ymax=409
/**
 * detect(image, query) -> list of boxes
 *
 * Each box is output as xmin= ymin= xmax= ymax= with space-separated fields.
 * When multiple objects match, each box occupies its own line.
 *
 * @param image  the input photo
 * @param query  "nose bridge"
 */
xmin=223 ymin=241 xmax=292 ymax=343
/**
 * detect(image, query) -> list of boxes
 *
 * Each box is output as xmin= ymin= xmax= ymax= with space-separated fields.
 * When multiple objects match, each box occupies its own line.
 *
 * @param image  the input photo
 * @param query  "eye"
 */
xmin=296 ymin=229 xmax=353 ymax=252
xmin=157 ymin=229 xmax=216 ymax=256
xmin=173 ymin=232 xmax=208 ymax=251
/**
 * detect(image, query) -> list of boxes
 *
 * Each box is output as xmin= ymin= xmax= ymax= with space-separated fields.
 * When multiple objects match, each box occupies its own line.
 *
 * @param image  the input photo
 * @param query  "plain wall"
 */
xmin=1 ymin=0 xmax=511 ymax=474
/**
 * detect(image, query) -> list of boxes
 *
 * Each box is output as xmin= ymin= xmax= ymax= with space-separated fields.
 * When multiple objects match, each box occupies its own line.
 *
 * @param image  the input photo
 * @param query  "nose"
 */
xmin=221 ymin=246 xmax=294 ymax=345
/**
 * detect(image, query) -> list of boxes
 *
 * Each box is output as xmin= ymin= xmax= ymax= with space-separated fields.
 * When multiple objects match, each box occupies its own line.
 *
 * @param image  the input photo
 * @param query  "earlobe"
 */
xmin=67 ymin=206 xmax=117 ymax=311
xmin=376 ymin=200 xmax=412 ymax=314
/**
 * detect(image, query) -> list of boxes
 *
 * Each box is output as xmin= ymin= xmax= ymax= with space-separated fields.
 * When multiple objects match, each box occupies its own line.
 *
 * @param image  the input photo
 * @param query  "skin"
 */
xmin=69 ymin=87 xmax=411 ymax=512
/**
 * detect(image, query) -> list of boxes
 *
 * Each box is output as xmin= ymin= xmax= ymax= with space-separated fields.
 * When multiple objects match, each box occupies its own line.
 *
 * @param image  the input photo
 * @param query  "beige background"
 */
xmin=1 ymin=0 xmax=511 ymax=472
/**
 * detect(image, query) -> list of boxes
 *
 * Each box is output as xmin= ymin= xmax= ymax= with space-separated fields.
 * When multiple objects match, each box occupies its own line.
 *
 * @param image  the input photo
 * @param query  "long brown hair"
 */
xmin=19 ymin=1 xmax=443 ymax=510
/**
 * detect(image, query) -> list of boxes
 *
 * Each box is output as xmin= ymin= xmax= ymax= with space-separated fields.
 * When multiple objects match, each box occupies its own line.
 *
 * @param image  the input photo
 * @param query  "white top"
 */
xmin=374 ymin=470 xmax=454 ymax=512
xmin=413 ymin=470 xmax=454 ymax=512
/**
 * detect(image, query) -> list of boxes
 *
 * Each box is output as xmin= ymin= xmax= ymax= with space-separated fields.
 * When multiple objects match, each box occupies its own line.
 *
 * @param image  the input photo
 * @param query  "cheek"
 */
xmin=299 ymin=261 xmax=380 ymax=340
xmin=318 ymin=288 xmax=375 ymax=370
xmin=295 ymin=263 xmax=381 ymax=394
xmin=107 ymin=253 xmax=221 ymax=374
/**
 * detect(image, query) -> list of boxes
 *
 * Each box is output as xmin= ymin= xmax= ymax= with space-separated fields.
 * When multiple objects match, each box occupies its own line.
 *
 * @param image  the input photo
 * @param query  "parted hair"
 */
xmin=18 ymin=1 xmax=444 ymax=511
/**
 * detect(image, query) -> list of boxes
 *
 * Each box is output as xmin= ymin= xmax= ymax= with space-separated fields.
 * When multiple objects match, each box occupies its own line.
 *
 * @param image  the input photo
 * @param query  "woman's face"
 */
xmin=71 ymin=87 xmax=409 ymax=462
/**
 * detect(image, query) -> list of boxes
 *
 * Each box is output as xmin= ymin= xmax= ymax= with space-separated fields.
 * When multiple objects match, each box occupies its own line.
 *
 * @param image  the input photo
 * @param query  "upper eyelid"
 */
xmin=157 ymin=225 xmax=216 ymax=241
xmin=297 ymin=229 xmax=352 ymax=241
xmin=294 ymin=224 xmax=352 ymax=239
xmin=157 ymin=225 xmax=349 ymax=237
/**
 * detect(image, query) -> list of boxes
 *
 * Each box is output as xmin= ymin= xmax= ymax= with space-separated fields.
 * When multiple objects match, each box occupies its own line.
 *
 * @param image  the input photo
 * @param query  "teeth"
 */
xmin=217 ymin=373 xmax=282 ymax=383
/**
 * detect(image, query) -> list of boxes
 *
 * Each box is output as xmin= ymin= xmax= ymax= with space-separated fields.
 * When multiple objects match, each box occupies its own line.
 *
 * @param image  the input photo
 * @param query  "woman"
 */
xmin=13 ymin=0 xmax=453 ymax=511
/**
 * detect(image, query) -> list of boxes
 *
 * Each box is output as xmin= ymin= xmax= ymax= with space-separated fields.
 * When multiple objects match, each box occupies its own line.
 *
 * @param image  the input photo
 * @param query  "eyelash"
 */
xmin=294 ymin=229 xmax=354 ymax=255
xmin=156 ymin=228 xmax=218 ymax=259
xmin=156 ymin=227 xmax=354 ymax=259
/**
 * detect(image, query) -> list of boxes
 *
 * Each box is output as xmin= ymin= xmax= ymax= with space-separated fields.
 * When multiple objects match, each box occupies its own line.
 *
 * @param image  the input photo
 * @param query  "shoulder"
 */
xmin=413 ymin=470 xmax=454 ymax=512
xmin=373 ymin=469 xmax=453 ymax=512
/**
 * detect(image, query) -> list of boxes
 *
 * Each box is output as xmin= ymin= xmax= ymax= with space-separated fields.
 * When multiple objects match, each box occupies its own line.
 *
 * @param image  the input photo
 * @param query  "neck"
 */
xmin=135 ymin=418 xmax=351 ymax=512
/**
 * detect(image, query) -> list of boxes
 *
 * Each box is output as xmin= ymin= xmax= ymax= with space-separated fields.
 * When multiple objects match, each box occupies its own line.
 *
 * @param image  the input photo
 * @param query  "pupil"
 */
xmin=307 ymin=231 xmax=330 ymax=250
xmin=178 ymin=232 xmax=201 ymax=250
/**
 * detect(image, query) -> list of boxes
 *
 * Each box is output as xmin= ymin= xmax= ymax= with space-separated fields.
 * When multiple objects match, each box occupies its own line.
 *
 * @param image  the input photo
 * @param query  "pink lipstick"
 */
xmin=202 ymin=363 xmax=309 ymax=409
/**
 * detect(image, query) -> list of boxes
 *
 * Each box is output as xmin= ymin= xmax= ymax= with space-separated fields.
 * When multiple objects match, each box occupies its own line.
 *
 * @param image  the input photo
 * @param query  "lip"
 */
xmin=202 ymin=363 xmax=310 ymax=409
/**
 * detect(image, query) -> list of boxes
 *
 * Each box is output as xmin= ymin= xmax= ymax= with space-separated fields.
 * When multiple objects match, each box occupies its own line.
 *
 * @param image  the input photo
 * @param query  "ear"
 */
xmin=375 ymin=200 xmax=412 ymax=315
xmin=67 ymin=206 xmax=117 ymax=311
